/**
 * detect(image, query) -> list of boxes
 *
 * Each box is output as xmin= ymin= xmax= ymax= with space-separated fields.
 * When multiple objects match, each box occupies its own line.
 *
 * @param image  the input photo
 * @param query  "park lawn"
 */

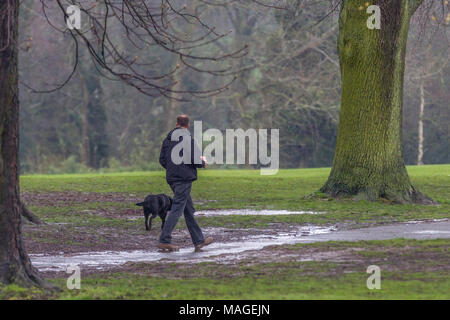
xmin=20 ymin=164 xmax=450 ymax=227
xmin=1 ymin=165 xmax=447 ymax=299
xmin=0 ymin=238 xmax=449 ymax=299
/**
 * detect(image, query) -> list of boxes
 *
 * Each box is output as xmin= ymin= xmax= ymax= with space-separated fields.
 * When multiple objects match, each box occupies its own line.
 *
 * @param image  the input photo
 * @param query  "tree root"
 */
xmin=20 ymin=201 xmax=43 ymax=224
xmin=320 ymin=182 xmax=438 ymax=205
xmin=0 ymin=262 xmax=58 ymax=290
xmin=408 ymin=186 xmax=437 ymax=205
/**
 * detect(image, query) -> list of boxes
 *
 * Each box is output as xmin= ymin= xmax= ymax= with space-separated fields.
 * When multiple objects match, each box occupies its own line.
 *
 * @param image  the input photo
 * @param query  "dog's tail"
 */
xmin=135 ymin=202 xmax=145 ymax=206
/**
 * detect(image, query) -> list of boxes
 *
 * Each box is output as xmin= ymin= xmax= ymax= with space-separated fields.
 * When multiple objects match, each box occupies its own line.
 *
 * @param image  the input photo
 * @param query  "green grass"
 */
xmin=52 ymin=271 xmax=450 ymax=299
xmin=21 ymin=164 xmax=449 ymax=200
xmin=1 ymin=239 xmax=449 ymax=300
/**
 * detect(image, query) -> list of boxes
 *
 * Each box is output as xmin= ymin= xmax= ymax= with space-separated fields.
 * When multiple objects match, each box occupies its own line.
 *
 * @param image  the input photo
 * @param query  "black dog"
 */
xmin=136 ymin=194 xmax=172 ymax=231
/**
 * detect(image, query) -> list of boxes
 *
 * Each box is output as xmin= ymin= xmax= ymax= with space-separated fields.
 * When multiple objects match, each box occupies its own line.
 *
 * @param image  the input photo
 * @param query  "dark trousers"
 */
xmin=159 ymin=181 xmax=205 ymax=246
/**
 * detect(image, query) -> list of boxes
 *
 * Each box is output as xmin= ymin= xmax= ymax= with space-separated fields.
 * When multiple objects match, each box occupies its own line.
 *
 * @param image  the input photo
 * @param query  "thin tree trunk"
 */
xmin=417 ymin=81 xmax=424 ymax=165
xmin=0 ymin=0 xmax=46 ymax=286
xmin=320 ymin=0 xmax=433 ymax=204
xmin=80 ymin=72 xmax=90 ymax=167
xmin=165 ymin=64 xmax=181 ymax=132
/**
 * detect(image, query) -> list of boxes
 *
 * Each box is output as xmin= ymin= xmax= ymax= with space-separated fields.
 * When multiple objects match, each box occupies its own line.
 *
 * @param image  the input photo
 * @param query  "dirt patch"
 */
xmin=22 ymin=191 xmax=141 ymax=207
xmin=22 ymin=191 xmax=211 ymax=208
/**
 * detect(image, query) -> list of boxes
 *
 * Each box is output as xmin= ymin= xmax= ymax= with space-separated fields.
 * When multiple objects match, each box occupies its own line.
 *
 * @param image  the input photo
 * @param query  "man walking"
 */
xmin=158 ymin=114 xmax=213 ymax=252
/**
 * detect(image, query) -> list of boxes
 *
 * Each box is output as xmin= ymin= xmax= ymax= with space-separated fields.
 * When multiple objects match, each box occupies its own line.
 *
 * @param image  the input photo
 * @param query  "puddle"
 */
xmin=318 ymin=220 xmax=450 ymax=242
xmin=124 ymin=209 xmax=324 ymax=221
xmin=404 ymin=219 xmax=448 ymax=224
xmin=412 ymin=230 xmax=450 ymax=234
xmin=30 ymin=225 xmax=335 ymax=272
xmin=195 ymin=209 xmax=323 ymax=216
xmin=30 ymin=220 xmax=450 ymax=272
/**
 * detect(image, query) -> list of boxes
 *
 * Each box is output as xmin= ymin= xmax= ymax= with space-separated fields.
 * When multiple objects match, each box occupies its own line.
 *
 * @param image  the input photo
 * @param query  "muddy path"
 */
xmin=24 ymin=221 xmax=329 ymax=254
xmin=29 ymin=220 xmax=450 ymax=274
xmin=22 ymin=191 xmax=142 ymax=207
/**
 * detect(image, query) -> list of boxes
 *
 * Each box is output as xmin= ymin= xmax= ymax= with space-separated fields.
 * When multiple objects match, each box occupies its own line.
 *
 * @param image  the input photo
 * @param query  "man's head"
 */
xmin=176 ymin=114 xmax=190 ymax=129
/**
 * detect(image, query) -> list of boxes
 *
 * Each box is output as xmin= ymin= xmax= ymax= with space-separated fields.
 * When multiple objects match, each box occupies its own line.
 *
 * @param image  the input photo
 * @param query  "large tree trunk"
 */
xmin=0 ymin=0 xmax=45 ymax=286
xmin=321 ymin=0 xmax=433 ymax=204
xmin=79 ymin=68 xmax=108 ymax=169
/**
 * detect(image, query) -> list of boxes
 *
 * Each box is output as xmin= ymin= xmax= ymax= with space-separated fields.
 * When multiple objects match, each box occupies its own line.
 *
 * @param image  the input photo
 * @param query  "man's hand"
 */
xmin=200 ymin=156 xmax=207 ymax=168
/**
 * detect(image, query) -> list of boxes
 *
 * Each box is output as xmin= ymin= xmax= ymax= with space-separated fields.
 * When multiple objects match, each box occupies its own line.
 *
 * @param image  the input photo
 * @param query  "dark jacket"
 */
xmin=159 ymin=127 xmax=205 ymax=183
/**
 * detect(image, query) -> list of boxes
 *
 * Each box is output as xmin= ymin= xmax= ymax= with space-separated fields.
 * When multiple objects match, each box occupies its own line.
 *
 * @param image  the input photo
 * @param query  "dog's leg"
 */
xmin=161 ymin=218 xmax=165 ymax=230
xmin=145 ymin=213 xmax=150 ymax=231
xmin=149 ymin=216 xmax=155 ymax=231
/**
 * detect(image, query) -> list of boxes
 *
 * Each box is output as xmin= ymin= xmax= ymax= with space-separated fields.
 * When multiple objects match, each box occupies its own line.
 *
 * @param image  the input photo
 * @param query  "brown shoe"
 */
xmin=195 ymin=237 xmax=213 ymax=252
xmin=157 ymin=243 xmax=179 ymax=252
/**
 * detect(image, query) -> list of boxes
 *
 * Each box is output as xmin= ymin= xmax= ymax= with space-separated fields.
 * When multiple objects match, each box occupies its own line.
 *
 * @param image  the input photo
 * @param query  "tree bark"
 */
xmin=165 ymin=58 xmax=182 ymax=133
xmin=417 ymin=81 xmax=424 ymax=165
xmin=80 ymin=70 xmax=91 ymax=167
xmin=79 ymin=69 xmax=108 ymax=169
xmin=0 ymin=0 xmax=46 ymax=286
xmin=320 ymin=0 xmax=433 ymax=204
xmin=20 ymin=201 xmax=42 ymax=225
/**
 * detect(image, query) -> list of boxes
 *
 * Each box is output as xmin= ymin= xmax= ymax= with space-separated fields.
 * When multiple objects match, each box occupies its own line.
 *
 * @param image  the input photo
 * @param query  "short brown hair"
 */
xmin=176 ymin=114 xmax=190 ymax=127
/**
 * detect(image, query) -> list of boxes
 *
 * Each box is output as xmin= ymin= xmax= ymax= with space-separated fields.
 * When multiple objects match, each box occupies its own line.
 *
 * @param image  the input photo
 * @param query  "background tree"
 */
xmin=403 ymin=14 xmax=448 ymax=166
xmin=250 ymin=0 xmax=341 ymax=168
xmin=320 ymin=0 xmax=447 ymax=203
xmin=17 ymin=1 xmax=448 ymax=173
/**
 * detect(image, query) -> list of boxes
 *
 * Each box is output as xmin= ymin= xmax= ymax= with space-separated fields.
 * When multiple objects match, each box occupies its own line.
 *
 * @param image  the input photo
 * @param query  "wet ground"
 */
xmin=21 ymin=192 xmax=449 ymax=276
xmin=29 ymin=218 xmax=450 ymax=273
xmin=195 ymin=209 xmax=324 ymax=216
xmin=22 ymin=191 xmax=140 ymax=207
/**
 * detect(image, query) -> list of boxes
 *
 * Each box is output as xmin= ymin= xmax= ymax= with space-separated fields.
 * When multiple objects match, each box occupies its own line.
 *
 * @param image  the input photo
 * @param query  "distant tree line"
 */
xmin=18 ymin=1 xmax=448 ymax=174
